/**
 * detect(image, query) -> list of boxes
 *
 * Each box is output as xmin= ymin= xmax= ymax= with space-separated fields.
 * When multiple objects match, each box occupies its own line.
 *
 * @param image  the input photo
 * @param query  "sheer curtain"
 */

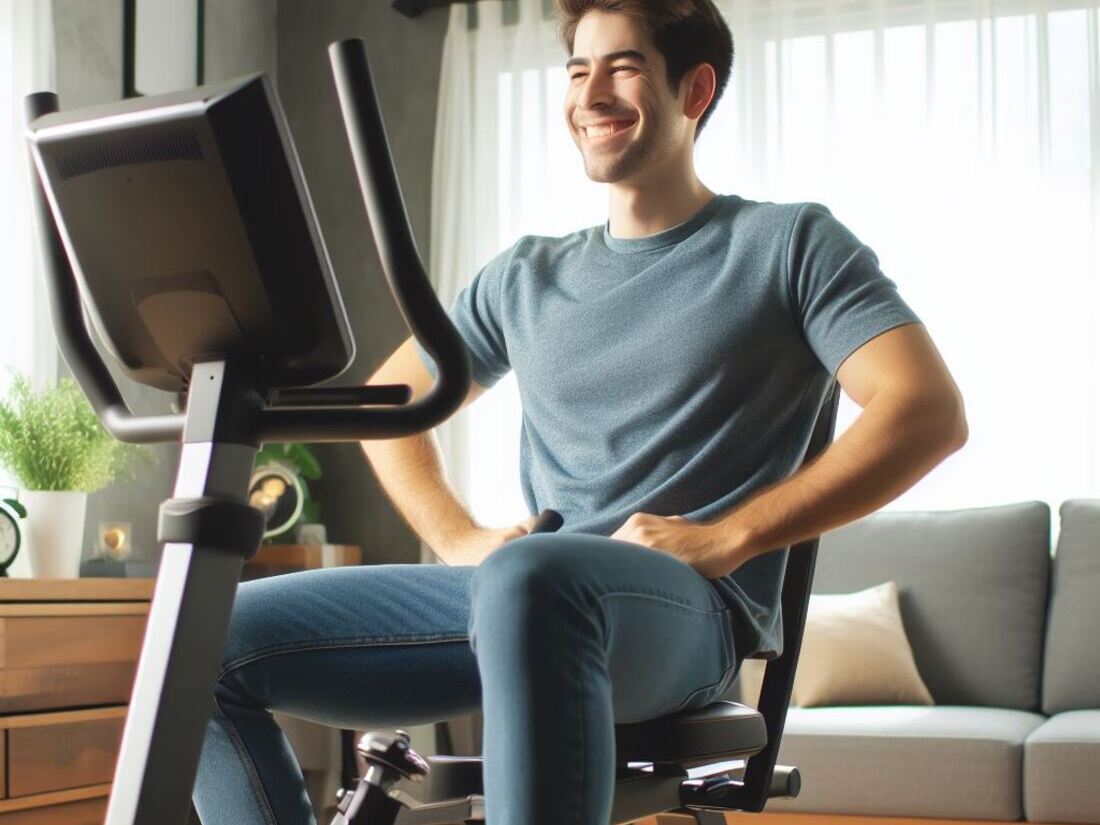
xmin=0 ymin=0 xmax=57 ymax=487
xmin=427 ymin=0 xmax=1098 ymax=547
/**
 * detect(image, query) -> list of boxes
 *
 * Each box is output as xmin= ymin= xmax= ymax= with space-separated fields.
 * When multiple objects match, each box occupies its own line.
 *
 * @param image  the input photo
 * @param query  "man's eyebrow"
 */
xmin=565 ymin=50 xmax=648 ymax=71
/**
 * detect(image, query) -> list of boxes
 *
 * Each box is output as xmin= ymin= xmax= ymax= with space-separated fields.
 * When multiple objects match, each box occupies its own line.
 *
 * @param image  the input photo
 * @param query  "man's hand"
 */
xmin=610 ymin=513 xmax=743 ymax=579
xmin=443 ymin=513 xmax=543 ymax=566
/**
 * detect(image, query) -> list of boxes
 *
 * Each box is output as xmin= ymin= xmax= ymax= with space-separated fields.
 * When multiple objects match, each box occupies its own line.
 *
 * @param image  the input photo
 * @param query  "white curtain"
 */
xmin=428 ymin=0 xmax=1099 ymax=542
xmin=0 ymin=0 xmax=57 ymax=487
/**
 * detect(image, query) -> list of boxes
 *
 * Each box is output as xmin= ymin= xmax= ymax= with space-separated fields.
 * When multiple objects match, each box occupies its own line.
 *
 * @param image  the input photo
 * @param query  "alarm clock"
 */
xmin=0 ymin=489 xmax=28 ymax=578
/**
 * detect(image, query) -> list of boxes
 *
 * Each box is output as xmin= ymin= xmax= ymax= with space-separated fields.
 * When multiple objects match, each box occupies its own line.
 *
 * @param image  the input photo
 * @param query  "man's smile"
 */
xmin=579 ymin=119 xmax=638 ymax=143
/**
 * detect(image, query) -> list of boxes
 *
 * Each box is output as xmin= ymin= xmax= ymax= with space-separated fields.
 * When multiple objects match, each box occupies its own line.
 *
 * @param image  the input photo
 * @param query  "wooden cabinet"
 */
xmin=0 ymin=579 xmax=154 ymax=824
xmin=0 ymin=554 xmax=361 ymax=824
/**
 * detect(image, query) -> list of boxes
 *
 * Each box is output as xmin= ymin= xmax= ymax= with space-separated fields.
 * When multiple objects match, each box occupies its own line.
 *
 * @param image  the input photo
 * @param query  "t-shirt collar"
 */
xmin=601 ymin=194 xmax=726 ymax=254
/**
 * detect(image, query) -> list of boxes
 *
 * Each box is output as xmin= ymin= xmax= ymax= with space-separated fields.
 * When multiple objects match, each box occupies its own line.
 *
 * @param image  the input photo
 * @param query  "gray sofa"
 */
xmin=731 ymin=499 xmax=1100 ymax=824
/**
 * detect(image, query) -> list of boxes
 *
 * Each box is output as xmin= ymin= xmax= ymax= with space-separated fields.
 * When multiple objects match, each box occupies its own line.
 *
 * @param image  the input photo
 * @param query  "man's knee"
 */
xmin=471 ymin=533 xmax=590 ymax=596
xmin=219 ymin=580 xmax=269 ymax=669
xmin=468 ymin=535 xmax=600 ymax=646
xmin=212 ymin=580 xmax=277 ymax=711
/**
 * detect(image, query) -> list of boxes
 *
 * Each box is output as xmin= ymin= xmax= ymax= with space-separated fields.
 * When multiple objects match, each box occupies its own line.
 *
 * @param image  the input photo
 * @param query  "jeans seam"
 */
xmin=669 ymin=650 xmax=739 ymax=713
xmin=594 ymin=589 xmax=728 ymax=614
xmin=220 ymin=635 xmax=469 ymax=680
xmin=671 ymin=679 xmax=725 ymax=713
xmin=212 ymin=688 xmax=280 ymax=825
xmin=576 ymin=645 xmax=586 ymax=825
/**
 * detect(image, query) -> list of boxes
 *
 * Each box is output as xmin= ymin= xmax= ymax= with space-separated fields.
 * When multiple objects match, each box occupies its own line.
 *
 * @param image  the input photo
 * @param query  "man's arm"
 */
xmin=710 ymin=321 xmax=968 ymax=567
xmin=359 ymin=336 xmax=485 ymax=561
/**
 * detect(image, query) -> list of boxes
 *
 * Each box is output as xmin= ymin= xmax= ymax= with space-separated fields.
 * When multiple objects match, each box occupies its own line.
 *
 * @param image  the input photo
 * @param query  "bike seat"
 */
xmin=615 ymin=700 xmax=767 ymax=768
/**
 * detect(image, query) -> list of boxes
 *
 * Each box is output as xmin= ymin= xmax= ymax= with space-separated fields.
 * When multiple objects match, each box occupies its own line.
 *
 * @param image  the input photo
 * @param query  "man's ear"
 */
xmin=683 ymin=62 xmax=717 ymax=121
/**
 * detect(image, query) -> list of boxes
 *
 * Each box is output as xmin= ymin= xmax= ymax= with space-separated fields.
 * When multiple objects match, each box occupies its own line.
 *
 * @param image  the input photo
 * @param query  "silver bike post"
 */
xmin=105 ymin=360 xmax=263 ymax=825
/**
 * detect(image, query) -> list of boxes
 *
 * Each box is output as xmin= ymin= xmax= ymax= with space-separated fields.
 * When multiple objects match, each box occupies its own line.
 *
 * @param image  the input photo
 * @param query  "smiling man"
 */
xmin=564 ymin=14 xmax=717 ymax=237
xmin=193 ymin=3 xmax=968 ymax=825
xmin=421 ymin=0 xmax=967 ymax=809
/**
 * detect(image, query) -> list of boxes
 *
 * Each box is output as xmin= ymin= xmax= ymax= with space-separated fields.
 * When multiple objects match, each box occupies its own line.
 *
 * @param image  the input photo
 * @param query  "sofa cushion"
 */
xmin=795 ymin=581 xmax=933 ymax=707
xmin=1042 ymin=499 xmax=1100 ymax=714
xmin=736 ymin=581 xmax=933 ymax=708
xmin=812 ymin=501 xmax=1050 ymax=710
xmin=1024 ymin=710 xmax=1100 ymax=824
xmin=766 ymin=705 xmax=1046 ymax=820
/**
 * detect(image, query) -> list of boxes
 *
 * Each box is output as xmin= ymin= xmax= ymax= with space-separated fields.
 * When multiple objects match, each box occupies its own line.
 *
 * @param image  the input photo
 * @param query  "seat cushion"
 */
xmin=765 ymin=705 xmax=1045 ymax=820
xmin=1024 ymin=711 xmax=1100 ymax=824
xmin=812 ymin=501 xmax=1050 ymax=710
xmin=614 ymin=700 xmax=766 ymax=766
xmin=1043 ymin=499 xmax=1100 ymax=714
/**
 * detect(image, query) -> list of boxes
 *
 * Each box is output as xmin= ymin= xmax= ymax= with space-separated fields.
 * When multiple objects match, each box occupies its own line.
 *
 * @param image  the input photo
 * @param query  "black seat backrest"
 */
xmin=734 ymin=379 xmax=841 ymax=812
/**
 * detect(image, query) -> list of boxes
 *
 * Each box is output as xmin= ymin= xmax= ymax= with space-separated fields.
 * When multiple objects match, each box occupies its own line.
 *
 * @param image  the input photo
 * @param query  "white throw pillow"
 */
xmin=737 ymin=580 xmax=934 ymax=708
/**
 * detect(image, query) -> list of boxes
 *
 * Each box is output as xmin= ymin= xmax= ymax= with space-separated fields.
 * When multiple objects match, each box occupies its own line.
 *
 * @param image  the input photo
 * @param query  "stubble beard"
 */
xmin=582 ymin=128 xmax=654 ymax=183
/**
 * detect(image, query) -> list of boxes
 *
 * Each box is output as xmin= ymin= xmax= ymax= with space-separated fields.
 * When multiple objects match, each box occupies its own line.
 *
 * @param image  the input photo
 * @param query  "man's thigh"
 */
xmin=471 ymin=534 xmax=739 ymax=724
xmin=220 ymin=563 xmax=483 ymax=729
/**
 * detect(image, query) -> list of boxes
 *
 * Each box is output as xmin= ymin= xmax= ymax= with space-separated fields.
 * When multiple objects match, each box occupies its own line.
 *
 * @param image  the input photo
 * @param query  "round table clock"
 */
xmin=248 ymin=462 xmax=304 ymax=542
xmin=0 ymin=490 xmax=28 ymax=578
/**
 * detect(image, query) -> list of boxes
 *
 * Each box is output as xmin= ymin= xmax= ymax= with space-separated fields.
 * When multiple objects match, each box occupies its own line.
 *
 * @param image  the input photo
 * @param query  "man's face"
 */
xmin=564 ymin=11 xmax=690 ymax=185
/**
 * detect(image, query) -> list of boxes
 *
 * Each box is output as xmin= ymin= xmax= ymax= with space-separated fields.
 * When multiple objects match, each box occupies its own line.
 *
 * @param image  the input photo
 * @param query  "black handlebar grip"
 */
xmin=259 ymin=40 xmax=474 ymax=443
xmin=528 ymin=509 xmax=563 ymax=535
xmin=326 ymin=38 xmax=470 ymax=429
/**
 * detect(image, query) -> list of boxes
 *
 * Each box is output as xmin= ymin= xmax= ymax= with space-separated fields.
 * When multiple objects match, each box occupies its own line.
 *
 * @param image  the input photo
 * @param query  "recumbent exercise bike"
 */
xmin=24 ymin=36 xmax=839 ymax=825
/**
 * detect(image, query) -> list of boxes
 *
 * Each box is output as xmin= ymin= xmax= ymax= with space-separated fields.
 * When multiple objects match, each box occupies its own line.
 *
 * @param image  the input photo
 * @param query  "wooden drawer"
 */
xmin=0 ymin=581 xmax=154 ymax=822
xmin=4 ymin=708 xmax=126 ymax=798
xmin=0 ymin=787 xmax=109 ymax=825
xmin=0 ymin=606 xmax=148 ymax=714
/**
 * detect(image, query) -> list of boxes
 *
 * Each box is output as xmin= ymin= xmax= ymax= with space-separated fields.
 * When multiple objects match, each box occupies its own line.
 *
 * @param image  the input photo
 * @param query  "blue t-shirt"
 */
xmin=419 ymin=193 xmax=921 ymax=660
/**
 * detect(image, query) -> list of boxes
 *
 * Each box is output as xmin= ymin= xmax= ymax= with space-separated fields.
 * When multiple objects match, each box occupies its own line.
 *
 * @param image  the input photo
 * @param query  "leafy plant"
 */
xmin=254 ymin=443 xmax=323 ymax=535
xmin=0 ymin=374 xmax=154 ymax=492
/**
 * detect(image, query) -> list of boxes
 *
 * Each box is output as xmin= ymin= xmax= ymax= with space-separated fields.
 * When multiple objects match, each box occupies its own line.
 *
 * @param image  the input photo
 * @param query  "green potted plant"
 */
xmin=0 ymin=374 xmax=153 ymax=578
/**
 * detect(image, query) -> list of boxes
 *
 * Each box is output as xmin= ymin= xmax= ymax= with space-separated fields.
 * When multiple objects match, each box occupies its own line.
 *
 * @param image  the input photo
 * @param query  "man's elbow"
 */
xmin=892 ymin=385 xmax=969 ymax=455
xmin=934 ymin=389 xmax=969 ymax=455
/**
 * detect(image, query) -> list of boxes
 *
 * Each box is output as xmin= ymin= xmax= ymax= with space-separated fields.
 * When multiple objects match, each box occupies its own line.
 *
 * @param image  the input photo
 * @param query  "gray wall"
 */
xmin=52 ymin=0 xmax=278 ymax=566
xmin=275 ymin=1 xmax=449 ymax=565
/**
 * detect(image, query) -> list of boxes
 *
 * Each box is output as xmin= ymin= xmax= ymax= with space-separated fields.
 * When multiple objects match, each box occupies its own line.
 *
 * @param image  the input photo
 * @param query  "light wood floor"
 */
xmin=636 ymin=814 xmax=1049 ymax=825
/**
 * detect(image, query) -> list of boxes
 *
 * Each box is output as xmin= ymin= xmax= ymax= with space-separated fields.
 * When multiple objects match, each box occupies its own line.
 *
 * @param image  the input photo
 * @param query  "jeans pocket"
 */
xmin=668 ymin=609 xmax=738 ymax=714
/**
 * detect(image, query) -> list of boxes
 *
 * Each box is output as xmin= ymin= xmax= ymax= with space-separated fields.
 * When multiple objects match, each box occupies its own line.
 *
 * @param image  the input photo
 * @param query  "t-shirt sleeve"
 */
xmin=416 ymin=246 xmax=512 ymax=389
xmin=787 ymin=202 xmax=923 ymax=377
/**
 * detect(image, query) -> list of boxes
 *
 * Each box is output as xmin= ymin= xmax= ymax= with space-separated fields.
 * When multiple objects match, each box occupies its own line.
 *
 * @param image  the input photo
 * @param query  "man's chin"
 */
xmin=583 ymin=160 xmax=631 ymax=184
xmin=580 ymin=145 xmax=649 ymax=184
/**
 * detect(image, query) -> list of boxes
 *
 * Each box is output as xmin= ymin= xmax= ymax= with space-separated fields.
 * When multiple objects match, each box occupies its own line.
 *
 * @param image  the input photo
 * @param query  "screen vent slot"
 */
xmin=56 ymin=130 xmax=203 ymax=180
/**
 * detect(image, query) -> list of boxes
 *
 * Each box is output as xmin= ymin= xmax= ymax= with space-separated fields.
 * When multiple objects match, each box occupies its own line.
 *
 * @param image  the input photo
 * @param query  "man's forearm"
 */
xmin=710 ymin=389 xmax=968 ymax=569
xmin=360 ymin=431 xmax=478 ymax=563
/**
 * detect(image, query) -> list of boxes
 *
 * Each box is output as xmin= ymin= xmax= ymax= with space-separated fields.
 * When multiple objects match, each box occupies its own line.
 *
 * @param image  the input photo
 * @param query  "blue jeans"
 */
xmin=192 ymin=532 xmax=741 ymax=825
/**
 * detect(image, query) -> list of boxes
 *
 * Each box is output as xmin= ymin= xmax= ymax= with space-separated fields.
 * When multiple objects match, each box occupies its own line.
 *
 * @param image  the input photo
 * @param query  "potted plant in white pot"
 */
xmin=0 ymin=374 xmax=153 ymax=578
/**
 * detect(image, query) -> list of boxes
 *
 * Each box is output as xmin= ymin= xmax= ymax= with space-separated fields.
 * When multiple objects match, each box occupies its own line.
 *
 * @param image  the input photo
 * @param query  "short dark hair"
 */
xmin=554 ymin=0 xmax=734 ymax=140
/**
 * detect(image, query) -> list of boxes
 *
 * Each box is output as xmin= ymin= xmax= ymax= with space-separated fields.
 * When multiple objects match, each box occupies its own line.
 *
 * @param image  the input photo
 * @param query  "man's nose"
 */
xmin=577 ymin=69 xmax=615 ymax=111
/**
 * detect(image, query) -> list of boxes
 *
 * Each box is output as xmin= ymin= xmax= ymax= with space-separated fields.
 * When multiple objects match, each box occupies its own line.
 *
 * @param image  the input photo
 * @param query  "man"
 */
xmin=193 ymin=2 xmax=967 ymax=824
